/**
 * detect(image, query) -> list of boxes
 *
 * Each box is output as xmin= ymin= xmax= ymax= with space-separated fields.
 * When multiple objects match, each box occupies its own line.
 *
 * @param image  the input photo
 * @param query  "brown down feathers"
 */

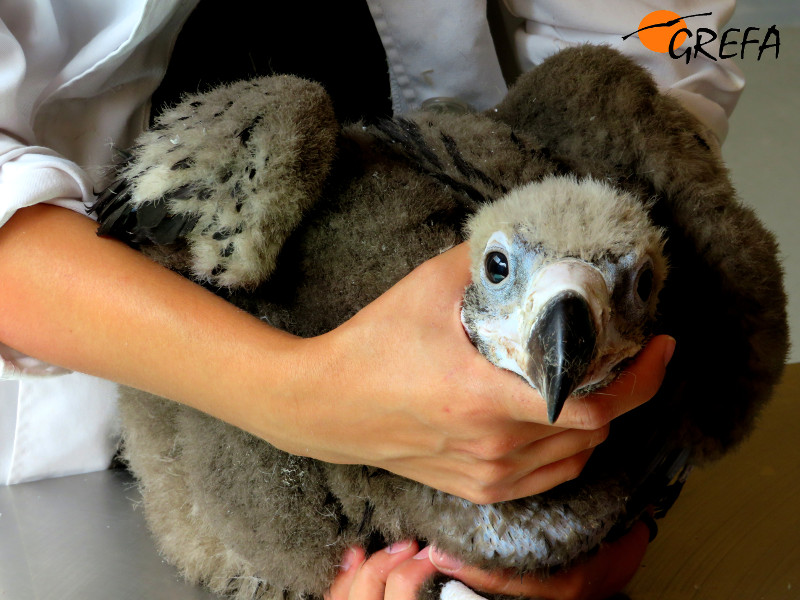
xmin=101 ymin=45 xmax=788 ymax=600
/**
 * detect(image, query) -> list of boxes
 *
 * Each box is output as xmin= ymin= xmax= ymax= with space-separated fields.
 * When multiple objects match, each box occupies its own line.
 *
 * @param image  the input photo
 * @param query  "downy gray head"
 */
xmin=462 ymin=175 xmax=667 ymax=423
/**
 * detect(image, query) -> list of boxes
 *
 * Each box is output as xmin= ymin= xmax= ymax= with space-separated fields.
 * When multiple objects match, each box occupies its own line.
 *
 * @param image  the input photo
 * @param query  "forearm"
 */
xmin=0 ymin=203 xmax=306 ymax=444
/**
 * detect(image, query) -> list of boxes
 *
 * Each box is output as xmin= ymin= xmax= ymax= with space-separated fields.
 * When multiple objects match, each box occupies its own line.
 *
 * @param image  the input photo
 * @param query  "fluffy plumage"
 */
xmin=93 ymin=46 xmax=788 ymax=600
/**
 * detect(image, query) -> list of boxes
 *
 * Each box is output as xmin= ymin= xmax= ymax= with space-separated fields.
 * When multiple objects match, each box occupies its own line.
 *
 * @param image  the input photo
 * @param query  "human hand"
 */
xmin=325 ymin=521 xmax=650 ymax=600
xmin=279 ymin=243 xmax=675 ymax=504
xmin=426 ymin=518 xmax=651 ymax=599
xmin=325 ymin=541 xmax=437 ymax=600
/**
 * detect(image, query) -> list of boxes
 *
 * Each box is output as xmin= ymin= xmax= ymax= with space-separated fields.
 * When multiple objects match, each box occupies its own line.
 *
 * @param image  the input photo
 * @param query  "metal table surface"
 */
xmin=1 ymin=364 xmax=798 ymax=600
xmin=0 ymin=469 xmax=214 ymax=600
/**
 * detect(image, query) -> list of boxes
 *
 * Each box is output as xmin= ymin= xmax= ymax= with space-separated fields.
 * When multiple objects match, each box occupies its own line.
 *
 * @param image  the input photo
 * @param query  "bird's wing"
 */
xmin=92 ymin=75 xmax=340 ymax=289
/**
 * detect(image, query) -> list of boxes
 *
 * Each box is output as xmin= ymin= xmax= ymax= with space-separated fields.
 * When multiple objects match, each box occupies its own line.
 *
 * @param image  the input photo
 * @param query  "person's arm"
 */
xmin=0 ymin=203 xmax=672 ymax=503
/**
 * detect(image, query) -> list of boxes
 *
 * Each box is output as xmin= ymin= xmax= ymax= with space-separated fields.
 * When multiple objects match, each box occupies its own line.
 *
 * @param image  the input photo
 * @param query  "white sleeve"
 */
xmin=0 ymin=0 xmax=196 ymax=377
xmin=0 ymin=147 xmax=97 ymax=229
xmin=366 ymin=0 xmax=508 ymax=114
xmin=502 ymin=0 xmax=745 ymax=144
xmin=0 ymin=0 xmax=196 ymax=229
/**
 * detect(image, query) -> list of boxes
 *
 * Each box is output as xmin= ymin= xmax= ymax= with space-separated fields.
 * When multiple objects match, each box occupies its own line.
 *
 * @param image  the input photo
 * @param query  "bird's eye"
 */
xmin=485 ymin=252 xmax=509 ymax=284
xmin=635 ymin=264 xmax=654 ymax=303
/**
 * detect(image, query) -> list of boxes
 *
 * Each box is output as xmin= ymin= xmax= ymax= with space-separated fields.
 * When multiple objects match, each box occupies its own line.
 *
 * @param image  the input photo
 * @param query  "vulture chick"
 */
xmin=93 ymin=46 xmax=788 ymax=600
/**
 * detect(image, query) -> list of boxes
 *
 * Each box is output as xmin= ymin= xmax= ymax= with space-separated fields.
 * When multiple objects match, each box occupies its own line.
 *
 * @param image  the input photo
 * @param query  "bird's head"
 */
xmin=462 ymin=175 xmax=667 ymax=423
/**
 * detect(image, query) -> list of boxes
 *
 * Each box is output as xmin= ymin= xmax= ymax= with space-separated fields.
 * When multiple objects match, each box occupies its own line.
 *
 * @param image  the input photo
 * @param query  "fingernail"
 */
xmin=413 ymin=547 xmax=431 ymax=560
xmin=662 ymin=336 xmax=676 ymax=367
xmin=340 ymin=548 xmax=358 ymax=572
xmin=429 ymin=546 xmax=464 ymax=572
xmin=385 ymin=539 xmax=413 ymax=554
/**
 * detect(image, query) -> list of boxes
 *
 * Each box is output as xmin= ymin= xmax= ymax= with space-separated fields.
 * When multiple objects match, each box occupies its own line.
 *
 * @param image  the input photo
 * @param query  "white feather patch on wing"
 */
xmin=440 ymin=580 xmax=489 ymax=600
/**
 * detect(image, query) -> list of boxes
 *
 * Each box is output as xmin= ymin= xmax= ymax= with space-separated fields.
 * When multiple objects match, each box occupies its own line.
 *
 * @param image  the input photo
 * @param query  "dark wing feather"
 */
xmin=89 ymin=75 xmax=340 ymax=288
xmin=92 ymin=181 xmax=199 ymax=247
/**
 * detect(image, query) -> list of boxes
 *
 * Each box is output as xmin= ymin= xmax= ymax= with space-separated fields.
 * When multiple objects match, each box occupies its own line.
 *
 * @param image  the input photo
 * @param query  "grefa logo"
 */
xmin=622 ymin=10 xmax=780 ymax=63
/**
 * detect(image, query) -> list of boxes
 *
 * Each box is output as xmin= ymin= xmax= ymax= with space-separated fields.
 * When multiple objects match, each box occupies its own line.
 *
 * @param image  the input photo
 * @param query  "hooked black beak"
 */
xmin=528 ymin=291 xmax=597 ymax=424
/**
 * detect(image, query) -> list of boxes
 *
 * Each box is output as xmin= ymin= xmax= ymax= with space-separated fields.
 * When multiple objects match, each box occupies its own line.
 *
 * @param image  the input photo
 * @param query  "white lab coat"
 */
xmin=0 ymin=0 xmax=744 ymax=485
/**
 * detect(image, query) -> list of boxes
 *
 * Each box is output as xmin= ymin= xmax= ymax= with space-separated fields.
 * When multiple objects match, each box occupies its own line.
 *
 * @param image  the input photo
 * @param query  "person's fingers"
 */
xmin=429 ymin=519 xmax=651 ymax=600
xmin=325 ymin=547 xmax=367 ymax=600
xmin=507 ymin=424 xmax=609 ymax=469
xmin=382 ymin=421 xmax=607 ymax=505
xmin=505 ymin=424 xmax=610 ymax=498
xmin=550 ymin=334 xmax=676 ymax=430
xmin=339 ymin=541 xmax=420 ymax=600
xmin=455 ymin=425 xmax=608 ymax=503
xmin=327 ymin=522 xmax=650 ymax=600
xmin=502 ymin=448 xmax=596 ymax=500
xmin=383 ymin=546 xmax=440 ymax=599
